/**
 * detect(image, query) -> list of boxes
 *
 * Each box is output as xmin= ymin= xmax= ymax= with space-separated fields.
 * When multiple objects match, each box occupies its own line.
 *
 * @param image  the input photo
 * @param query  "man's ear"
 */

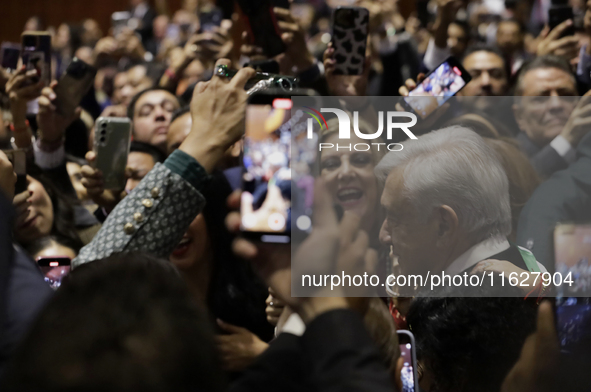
xmin=394 ymin=356 xmax=404 ymax=392
xmin=435 ymin=205 xmax=459 ymax=246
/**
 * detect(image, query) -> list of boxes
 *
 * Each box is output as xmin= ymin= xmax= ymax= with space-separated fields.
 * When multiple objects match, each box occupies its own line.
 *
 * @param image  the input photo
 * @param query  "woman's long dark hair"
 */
xmin=202 ymin=171 xmax=274 ymax=341
xmin=27 ymin=173 xmax=83 ymax=251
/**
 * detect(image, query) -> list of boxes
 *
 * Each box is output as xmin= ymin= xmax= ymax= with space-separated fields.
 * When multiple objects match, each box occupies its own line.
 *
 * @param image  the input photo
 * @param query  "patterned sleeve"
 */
xmin=72 ymin=163 xmax=206 ymax=268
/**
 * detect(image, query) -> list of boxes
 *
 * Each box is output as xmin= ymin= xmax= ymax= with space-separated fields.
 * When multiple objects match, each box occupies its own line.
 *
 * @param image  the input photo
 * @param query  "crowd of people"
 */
xmin=0 ymin=0 xmax=591 ymax=391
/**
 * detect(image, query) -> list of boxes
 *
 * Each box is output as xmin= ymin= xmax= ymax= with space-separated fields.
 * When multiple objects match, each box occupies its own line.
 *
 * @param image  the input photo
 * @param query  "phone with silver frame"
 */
xmin=93 ymin=117 xmax=131 ymax=190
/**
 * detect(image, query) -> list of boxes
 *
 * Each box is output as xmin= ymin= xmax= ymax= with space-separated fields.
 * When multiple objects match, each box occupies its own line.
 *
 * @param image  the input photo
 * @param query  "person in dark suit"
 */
xmin=0 ymin=152 xmax=53 ymax=378
xmin=513 ymin=56 xmax=591 ymax=178
xmin=517 ymin=131 xmax=591 ymax=271
xmin=374 ymin=126 xmax=545 ymax=295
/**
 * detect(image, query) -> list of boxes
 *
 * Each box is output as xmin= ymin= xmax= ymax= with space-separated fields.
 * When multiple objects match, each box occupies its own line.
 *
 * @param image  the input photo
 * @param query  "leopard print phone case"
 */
xmin=331 ymin=7 xmax=369 ymax=76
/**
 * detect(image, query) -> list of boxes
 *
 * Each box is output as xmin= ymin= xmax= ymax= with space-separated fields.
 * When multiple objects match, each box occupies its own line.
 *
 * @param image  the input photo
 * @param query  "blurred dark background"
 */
xmin=0 ymin=0 xmax=184 ymax=42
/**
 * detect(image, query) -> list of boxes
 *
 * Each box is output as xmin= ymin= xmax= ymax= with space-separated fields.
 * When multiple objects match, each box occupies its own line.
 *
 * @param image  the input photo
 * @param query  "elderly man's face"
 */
xmin=378 ymin=167 xmax=445 ymax=276
xmin=514 ymin=67 xmax=578 ymax=147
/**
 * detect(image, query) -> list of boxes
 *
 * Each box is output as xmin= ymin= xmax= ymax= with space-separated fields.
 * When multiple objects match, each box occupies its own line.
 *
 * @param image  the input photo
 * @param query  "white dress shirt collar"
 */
xmin=445 ymin=236 xmax=510 ymax=276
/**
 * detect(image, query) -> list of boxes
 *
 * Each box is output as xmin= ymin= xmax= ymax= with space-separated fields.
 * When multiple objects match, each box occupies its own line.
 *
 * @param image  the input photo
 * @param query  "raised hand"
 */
xmin=179 ymin=58 xmax=255 ymax=173
xmin=215 ymin=319 xmax=268 ymax=372
xmin=80 ymin=151 xmax=126 ymax=212
xmin=536 ymin=20 xmax=580 ymax=64
xmin=37 ymin=81 xmax=81 ymax=146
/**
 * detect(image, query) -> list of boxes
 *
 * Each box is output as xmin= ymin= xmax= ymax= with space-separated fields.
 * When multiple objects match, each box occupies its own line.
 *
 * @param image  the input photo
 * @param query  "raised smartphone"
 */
xmin=1 ymin=42 xmax=21 ymax=72
xmin=214 ymin=64 xmax=298 ymax=94
xmin=21 ymin=31 xmax=51 ymax=87
xmin=397 ymin=330 xmax=419 ymax=392
xmin=236 ymin=0 xmax=286 ymax=57
xmin=403 ymin=56 xmax=471 ymax=119
xmin=241 ymin=92 xmax=293 ymax=243
xmin=53 ymin=57 xmax=97 ymax=117
xmin=331 ymin=7 xmax=369 ymax=75
xmin=549 ymin=5 xmax=574 ymax=37
xmin=93 ymin=117 xmax=132 ymax=190
xmin=37 ymin=256 xmax=71 ymax=289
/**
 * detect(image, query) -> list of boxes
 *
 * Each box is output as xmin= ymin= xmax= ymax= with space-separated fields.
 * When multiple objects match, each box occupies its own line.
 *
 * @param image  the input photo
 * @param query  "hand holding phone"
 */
xmin=537 ymin=18 xmax=579 ymax=59
xmin=331 ymin=7 xmax=369 ymax=76
xmin=20 ymin=32 xmax=51 ymax=87
xmin=53 ymin=57 xmax=97 ymax=117
xmin=548 ymin=5 xmax=574 ymax=37
xmin=236 ymin=0 xmax=286 ymax=57
xmin=214 ymin=64 xmax=298 ymax=94
xmin=4 ymin=66 xmax=44 ymax=115
xmin=403 ymin=56 xmax=471 ymax=119
xmin=37 ymin=82 xmax=82 ymax=145
xmin=93 ymin=117 xmax=131 ymax=190
xmin=323 ymin=42 xmax=370 ymax=97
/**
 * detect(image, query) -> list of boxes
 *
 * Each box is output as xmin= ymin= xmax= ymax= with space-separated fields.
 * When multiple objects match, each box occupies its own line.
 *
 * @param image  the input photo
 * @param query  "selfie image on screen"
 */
xmin=39 ymin=265 xmax=70 ymax=289
xmin=405 ymin=61 xmax=467 ymax=119
xmin=241 ymin=99 xmax=292 ymax=235
xmin=399 ymin=343 xmax=415 ymax=392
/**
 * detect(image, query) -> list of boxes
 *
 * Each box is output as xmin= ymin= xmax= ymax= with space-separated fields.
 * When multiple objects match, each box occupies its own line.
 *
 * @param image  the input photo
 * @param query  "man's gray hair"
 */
xmin=374 ymin=126 xmax=512 ymax=243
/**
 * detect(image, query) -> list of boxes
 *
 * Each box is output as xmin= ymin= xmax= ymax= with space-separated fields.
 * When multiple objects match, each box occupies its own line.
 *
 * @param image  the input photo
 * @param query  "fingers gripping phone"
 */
xmin=53 ymin=57 xmax=97 ymax=117
xmin=554 ymin=224 xmax=591 ymax=364
xmin=37 ymin=256 xmax=71 ymax=289
xmin=21 ymin=32 xmax=51 ymax=87
xmin=403 ymin=56 xmax=471 ymax=119
xmin=397 ymin=330 xmax=419 ymax=392
xmin=93 ymin=117 xmax=132 ymax=190
xmin=549 ymin=5 xmax=574 ymax=37
xmin=331 ymin=7 xmax=369 ymax=76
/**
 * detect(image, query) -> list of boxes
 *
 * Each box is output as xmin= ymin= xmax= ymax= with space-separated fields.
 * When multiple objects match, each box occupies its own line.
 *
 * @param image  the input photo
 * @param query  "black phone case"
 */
xmin=238 ymin=0 xmax=286 ymax=58
xmin=331 ymin=7 xmax=369 ymax=76
xmin=549 ymin=6 xmax=574 ymax=37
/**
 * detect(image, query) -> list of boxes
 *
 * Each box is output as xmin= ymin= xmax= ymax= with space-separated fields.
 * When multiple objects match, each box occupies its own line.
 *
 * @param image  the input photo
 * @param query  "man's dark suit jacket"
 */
xmin=230 ymin=310 xmax=393 ymax=392
xmin=517 ymin=131 xmax=569 ymax=178
xmin=517 ymin=132 xmax=591 ymax=271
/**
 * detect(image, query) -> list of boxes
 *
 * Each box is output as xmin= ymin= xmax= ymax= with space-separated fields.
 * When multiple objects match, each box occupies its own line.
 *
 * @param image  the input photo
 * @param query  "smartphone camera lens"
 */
xmin=101 ymin=123 xmax=107 ymax=129
xmin=276 ymin=78 xmax=293 ymax=91
xmin=99 ymin=136 xmax=106 ymax=143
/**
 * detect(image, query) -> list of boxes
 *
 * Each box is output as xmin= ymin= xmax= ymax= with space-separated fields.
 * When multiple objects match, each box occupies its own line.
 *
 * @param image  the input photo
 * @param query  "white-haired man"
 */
xmin=374 ymin=126 xmax=546 ymax=281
